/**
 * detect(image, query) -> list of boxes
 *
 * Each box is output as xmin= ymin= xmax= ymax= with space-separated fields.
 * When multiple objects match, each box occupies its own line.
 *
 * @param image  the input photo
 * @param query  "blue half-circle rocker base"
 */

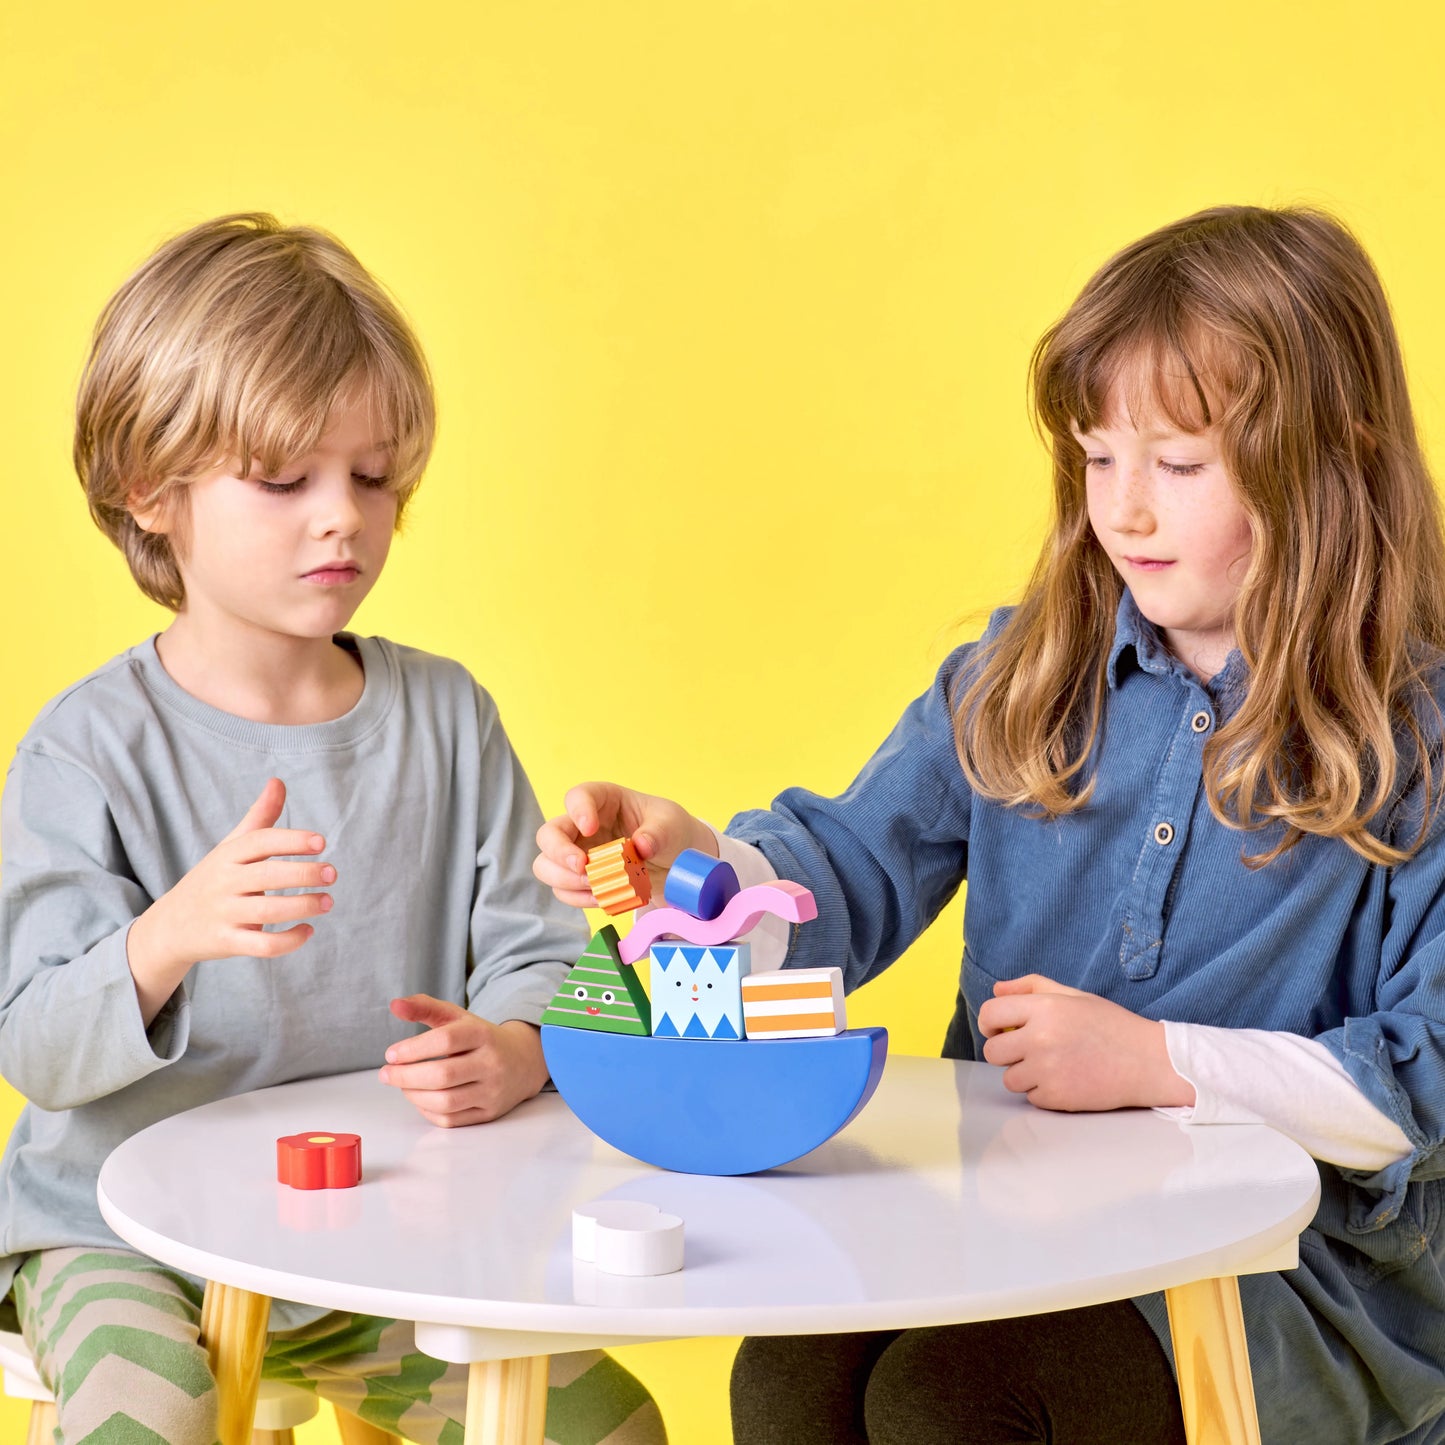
xmin=541 ymin=1025 xmax=889 ymax=1175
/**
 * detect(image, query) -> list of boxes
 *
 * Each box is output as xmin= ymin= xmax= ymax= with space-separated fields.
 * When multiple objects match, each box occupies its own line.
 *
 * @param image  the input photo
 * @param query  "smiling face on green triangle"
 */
xmin=541 ymin=924 xmax=652 ymax=1035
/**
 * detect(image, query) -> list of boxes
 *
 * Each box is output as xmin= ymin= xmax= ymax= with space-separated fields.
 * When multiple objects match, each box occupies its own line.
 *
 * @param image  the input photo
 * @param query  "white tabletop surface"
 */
xmin=98 ymin=1056 xmax=1321 ymax=1344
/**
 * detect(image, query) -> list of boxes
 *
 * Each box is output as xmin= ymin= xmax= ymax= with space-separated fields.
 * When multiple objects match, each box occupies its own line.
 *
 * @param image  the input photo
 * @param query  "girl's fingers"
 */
xmin=532 ymin=851 xmax=595 ymax=894
xmin=535 ymin=818 xmax=588 ymax=874
xmin=563 ymin=783 xmax=622 ymax=839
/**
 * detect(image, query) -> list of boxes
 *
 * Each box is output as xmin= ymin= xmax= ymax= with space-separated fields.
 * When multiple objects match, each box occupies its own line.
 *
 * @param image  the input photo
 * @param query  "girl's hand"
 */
xmin=379 ymin=995 xmax=549 ymax=1126
xmin=125 ymin=777 xmax=334 ymax=1025
xmin=977 ymin=974 xmax=1196 ymax=1112
xmin=533 ymin=782 xmax=716 ymax=908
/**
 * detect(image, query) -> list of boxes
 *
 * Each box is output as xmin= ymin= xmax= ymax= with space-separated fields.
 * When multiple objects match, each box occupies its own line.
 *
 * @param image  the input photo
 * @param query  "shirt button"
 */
xmin=1154 ymin=822 xmax=1175 ymax=846
xmin=1191 ymin=711 xmax=1212 ymax=733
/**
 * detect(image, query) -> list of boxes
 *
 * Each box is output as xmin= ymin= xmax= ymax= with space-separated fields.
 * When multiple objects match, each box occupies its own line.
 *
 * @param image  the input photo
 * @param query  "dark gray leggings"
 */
xmin=730 ymin=1300 xmax=1188 ymax=1444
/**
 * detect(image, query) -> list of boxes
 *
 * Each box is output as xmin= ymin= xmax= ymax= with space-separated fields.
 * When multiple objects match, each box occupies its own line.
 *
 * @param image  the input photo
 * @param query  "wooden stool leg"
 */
xmin=333 ymin=1408 xmax=404 ymax=1444
xmin=463 ymin=1355 xmax=549 ymax=1445
xmin=26 ymin=1400 xmax=58 ymax=1445
xmin=1165 ymin=1274 xmax=1262 ymax=1445
xmin=199 ymin=1282 xmax=272 ymax=1445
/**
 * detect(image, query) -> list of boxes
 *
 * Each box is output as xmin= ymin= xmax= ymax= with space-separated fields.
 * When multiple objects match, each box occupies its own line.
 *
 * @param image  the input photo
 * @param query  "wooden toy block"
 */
xmin=618 ymin=881 xmax=818 ymax=965
xmin=742 ymin=967 xmax=846 ymax=1038
xmin=540 ymin=925 xmax=651 ymax=1034
xmin=663 ymin=848 xmax=741 ymax=920
xmin=572 ymin=1201 xmax=685 ymax=1276
xmin=276 ymin=1132 xmax=362 ymax=1189
xmin=586 ymin=837 xmax=651 ymax=914
xmin=651 ymin=942 xmax=749 ymax=1040
xmin=541 ymin=1024 xmax=890 ymax=1174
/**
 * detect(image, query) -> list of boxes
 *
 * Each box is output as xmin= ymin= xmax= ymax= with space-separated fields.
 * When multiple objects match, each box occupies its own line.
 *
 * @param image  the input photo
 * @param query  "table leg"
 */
xmin=463 ymin=1355 xmax=550 ymax=1445
xmin=199 ymin=1280 xmax=271 ymax=1445
xmin=1164 ymin=1275 xmax=1262 ymax=1445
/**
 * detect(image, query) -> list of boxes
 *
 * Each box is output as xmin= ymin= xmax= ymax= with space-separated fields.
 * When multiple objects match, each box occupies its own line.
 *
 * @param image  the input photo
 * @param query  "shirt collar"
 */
xmin=1106 ymin=589 xmax=1248 ymax=702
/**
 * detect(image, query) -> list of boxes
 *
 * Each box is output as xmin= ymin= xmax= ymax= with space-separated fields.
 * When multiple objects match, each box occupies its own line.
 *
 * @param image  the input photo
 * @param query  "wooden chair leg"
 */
xmin=333 ymin=1408 xmax=404 ymax=1444
xmin=1165 ymin=1274 xmax=1262 ymax=1445
xmin=26 ymin=1399 xmax=58 ymax=1445
xmin=199 ymin=1282 xmax=272 ymax=1445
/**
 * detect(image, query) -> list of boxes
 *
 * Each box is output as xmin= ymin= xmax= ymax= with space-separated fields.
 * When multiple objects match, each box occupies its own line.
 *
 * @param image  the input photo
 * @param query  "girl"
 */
xmin=0 ymin=214 xmax=665 ymax=1445
xmin=534 ymin=206 xmax=1445 ymax=1443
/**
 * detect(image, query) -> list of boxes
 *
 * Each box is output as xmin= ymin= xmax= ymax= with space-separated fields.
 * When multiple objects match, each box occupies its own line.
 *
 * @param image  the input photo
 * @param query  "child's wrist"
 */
xmin=126 ymin=905 xmax=192 ymax=995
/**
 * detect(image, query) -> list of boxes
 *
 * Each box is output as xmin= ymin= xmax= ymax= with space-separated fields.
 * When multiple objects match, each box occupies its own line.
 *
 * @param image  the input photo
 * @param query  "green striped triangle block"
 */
xmin=541 ymin=924 xmax=651 ymax=1034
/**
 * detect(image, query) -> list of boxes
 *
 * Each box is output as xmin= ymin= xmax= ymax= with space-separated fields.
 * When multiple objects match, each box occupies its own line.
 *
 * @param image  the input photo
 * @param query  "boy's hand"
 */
xmin=125 ymin=778 xmax=334 ymax=1024
xmin=977 ymin=974 xmax=1196 ymax=1112
xmin=380 ymin=995 xmax=549 ymax=1126
xmin=533 ymin=782 xmax=716 ymax=908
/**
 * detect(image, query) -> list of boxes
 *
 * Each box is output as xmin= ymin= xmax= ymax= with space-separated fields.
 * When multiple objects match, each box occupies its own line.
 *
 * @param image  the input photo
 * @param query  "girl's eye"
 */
xmin=354 ymin=473 xmax=392 ymax=489
xmin=257 ymin=478 xmax=304 ymax=494
xmin=1160 ymin=462 xmax=1206 ymax=477
xmin=1082 ymin=456 xmax=1111 ymax=471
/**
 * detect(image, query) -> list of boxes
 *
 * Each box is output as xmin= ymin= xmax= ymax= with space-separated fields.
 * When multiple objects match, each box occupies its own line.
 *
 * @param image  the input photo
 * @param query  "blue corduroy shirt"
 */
xmin=728 ymin=593 xmax=1445 ymax=1445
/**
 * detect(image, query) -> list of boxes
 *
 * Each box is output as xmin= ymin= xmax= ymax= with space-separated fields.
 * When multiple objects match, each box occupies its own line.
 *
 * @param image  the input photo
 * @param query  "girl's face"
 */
xmin=1074 ymin=403 xmax=1253 ymax=683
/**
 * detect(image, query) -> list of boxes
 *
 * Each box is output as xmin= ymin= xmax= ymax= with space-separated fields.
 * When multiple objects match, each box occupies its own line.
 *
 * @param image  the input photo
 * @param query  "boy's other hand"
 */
xmin=978 ymin=974 xmax=1196 ymax=1112
xmin=125 ymin=777 xmax=334 ymax=1024
xmin=380 ymin=995 xmax=549 ymax=1125
xmin=533 ymin=782 xmax=716 ymax=908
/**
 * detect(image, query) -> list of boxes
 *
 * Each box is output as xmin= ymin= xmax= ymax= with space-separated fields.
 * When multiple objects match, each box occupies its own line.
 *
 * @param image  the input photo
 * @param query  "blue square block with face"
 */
xmin=650 ymin=943 xmax=751 ymax=1040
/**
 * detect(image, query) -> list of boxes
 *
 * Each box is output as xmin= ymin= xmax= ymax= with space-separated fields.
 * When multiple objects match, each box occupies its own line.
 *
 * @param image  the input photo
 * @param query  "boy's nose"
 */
xmin=313 ymin=487 xmax=365 ymax=538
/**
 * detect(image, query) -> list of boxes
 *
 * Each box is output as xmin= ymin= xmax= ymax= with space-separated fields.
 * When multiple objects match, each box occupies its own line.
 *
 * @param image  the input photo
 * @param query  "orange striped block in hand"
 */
xmin=741 ymin=967 xmax=846 ymax=1039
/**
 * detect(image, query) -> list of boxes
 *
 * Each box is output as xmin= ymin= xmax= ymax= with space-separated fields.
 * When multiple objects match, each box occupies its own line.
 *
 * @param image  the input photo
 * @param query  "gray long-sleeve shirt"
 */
xmin=0 ymin=632 xmax=587 ymax=1321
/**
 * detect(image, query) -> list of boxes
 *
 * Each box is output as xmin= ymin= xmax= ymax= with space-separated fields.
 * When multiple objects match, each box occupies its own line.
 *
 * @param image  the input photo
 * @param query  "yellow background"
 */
xmin=3 ymin=2 xmax=1444 ymax=1439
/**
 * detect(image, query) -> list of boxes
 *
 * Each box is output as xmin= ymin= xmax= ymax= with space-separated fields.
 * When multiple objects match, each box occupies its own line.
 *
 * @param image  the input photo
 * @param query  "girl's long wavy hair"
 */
xmin=956 ymin=205 xmax=1445 ymax=866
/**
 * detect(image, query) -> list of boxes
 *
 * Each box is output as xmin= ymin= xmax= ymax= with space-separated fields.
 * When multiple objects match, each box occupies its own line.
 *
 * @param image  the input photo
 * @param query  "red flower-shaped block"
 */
xmin=276 ymin=1132 xmax=362 ymax=1190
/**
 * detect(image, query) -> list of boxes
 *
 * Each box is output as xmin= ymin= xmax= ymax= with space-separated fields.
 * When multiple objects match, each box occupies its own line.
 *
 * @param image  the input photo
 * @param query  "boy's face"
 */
xmin=1074 ymin=396 xmax=1253 ymax=683
xmin=138 ymin=392 xmax=399 ymax=643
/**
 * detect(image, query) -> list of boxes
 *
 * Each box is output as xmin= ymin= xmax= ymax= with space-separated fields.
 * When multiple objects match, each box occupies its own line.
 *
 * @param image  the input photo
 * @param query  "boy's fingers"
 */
xmin=225 ymin=827 xmax=328 ymax=865
xmin=243 ymin=859 xmax=337 ymax=893
xmin=222 ymin=777 xmax=287 ymax=842
xmin=240 ymin=892 xmax=332 ymax=926
xmin=230 ymin=922 xmax=314 ymax=957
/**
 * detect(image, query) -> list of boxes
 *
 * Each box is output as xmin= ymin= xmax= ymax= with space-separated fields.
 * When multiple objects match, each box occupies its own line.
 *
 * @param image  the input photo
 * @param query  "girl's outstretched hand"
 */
xmin=533 ymin=782 xmax=716 ymax=908
xmin=977 ymin=974 xmax=1196 ymax=1112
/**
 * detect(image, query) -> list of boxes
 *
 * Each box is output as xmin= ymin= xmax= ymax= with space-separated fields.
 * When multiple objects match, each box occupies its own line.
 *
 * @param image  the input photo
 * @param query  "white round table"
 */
xmin=98 ymin=1056 xmax=1320 ymax=1445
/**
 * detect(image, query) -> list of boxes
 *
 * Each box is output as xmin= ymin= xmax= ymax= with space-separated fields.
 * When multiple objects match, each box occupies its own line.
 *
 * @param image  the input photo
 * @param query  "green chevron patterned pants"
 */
xmin=14 ymin=1248 xmax=665 ymax=1445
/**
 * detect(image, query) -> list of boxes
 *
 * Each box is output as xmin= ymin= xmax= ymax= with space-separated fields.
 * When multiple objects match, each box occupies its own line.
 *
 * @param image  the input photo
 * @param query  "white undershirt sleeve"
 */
xmin=707 ymin=826 xmax=790 ymax=970
xmin=1157 ymin=1021 xmax=1411 ymax=1171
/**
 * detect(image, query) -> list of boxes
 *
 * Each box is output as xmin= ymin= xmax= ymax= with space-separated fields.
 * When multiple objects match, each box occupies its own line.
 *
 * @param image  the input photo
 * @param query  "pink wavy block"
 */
xmin=617 ymin=881 xmax=819 ymax=965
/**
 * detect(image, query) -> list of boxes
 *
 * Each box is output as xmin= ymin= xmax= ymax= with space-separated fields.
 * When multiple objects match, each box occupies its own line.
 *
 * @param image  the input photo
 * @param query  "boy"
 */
xmin=0 ymin=213 xmax=663 ymax=1444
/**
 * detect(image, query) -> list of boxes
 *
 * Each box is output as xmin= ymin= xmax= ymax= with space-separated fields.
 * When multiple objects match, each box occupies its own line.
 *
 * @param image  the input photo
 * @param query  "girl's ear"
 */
xmin=127 ymin=483 xmax=172 ymax=534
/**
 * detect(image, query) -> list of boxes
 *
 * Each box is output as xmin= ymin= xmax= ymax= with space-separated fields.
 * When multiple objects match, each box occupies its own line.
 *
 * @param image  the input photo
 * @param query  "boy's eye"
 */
xmin=353 ymin=473 xmax=392 ymax=489
xmin=256 ymin=478 xmax=304 ymax=494
xmin=1082 ymin=455 xmax=1111 ymax=470
xmin=1160 ymin=461 xmax=1206 ymax=477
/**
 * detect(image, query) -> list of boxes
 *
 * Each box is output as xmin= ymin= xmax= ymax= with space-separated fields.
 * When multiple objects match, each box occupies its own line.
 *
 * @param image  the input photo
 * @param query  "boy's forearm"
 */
xmin=124 ymin=905 xmax=191 ymax=1028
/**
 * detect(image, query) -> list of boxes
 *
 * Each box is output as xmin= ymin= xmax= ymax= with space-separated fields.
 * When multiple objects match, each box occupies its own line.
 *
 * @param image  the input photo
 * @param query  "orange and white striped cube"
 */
xmin=741 ymin=967 xmax=846 ymax=1039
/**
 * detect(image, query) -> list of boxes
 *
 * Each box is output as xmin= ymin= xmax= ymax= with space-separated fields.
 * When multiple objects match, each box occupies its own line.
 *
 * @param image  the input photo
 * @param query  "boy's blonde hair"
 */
xmin=957 ymin=204 xmax=1445 ymax=866
xmin=75 ymin=212 xmax=435 ymax=610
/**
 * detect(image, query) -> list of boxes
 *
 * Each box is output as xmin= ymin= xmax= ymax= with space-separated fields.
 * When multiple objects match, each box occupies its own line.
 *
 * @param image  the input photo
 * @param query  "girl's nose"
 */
xmin=1107 ymin=469 xmax=1155 ymax=534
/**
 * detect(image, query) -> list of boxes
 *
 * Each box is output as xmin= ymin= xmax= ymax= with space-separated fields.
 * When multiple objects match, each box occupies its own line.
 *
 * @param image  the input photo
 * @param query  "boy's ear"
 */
xmin=126 ymin=483 xmax=172 ymax=534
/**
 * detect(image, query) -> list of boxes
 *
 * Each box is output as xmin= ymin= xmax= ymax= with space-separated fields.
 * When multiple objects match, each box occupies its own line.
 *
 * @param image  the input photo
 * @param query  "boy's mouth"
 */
xmin=302 ymin=563 xmax=361 ymax=585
